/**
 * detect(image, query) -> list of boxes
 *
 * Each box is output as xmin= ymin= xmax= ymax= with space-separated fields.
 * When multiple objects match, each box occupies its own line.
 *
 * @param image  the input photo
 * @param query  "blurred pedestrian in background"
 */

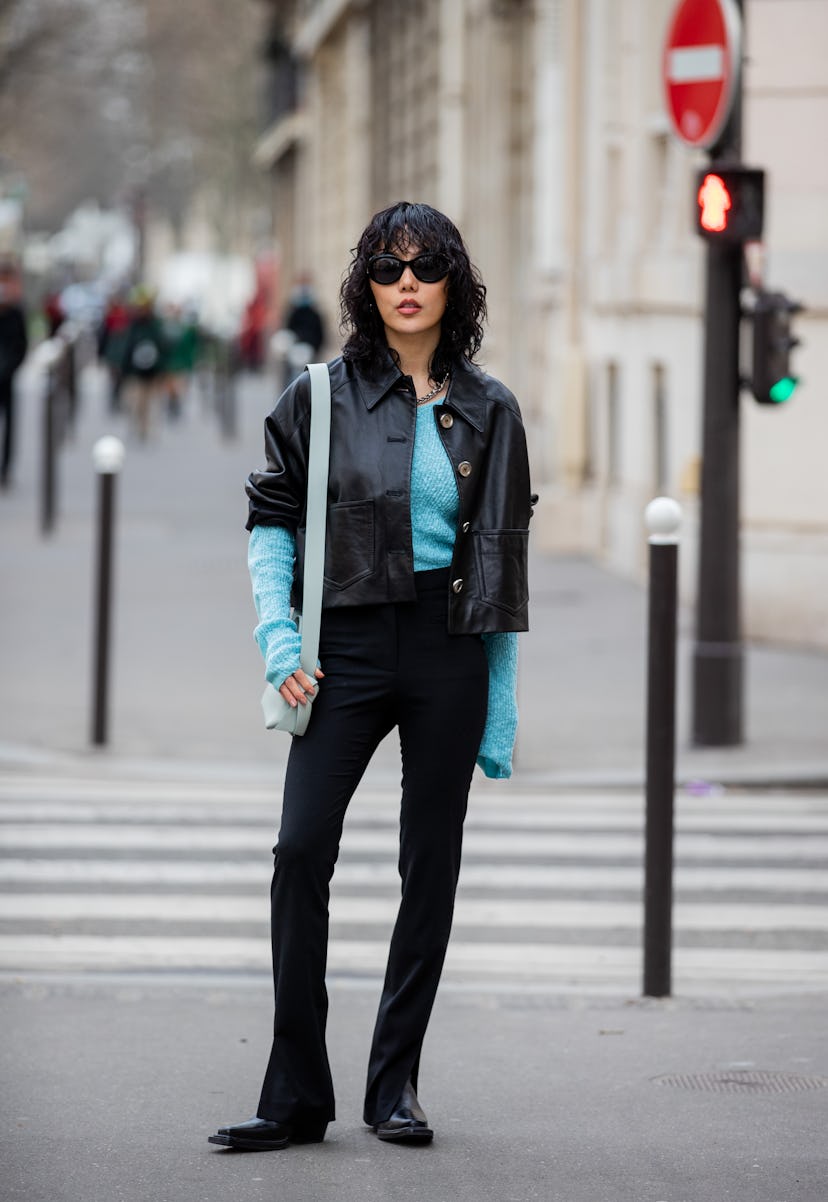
xmin=284 ymin=275 xmax=325 ymax=358
xmin=159 ymin=303 xmax=200 ymax=419
xmin=120 ymin=286 xmax=166 ymax=439
xmin=238 ymin=281 xmax=269 ymax=372
xmin=42 ymin=288 xmax=65 ymax=338
xmin=97 ymin=289 xmax=131 ymax=412
xmin=276 ymin=275 xmax=326 ymax=390
xmin=209 ymin=201 xmax=534 ymax=1153
xmin=0 ymin=262 xmax=28 ymax=490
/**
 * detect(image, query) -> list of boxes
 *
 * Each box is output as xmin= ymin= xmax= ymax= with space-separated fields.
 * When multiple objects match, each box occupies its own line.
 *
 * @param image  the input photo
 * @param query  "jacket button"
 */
xmin=458 ymin=461 xmax=472 ymax=477
xmin=452 ymin=578 xmax=464 ymax=594
xmin=461 ymin=521 xmax=470 ymax=533
xmin=440 ymin=412 xmax=454 ymax=429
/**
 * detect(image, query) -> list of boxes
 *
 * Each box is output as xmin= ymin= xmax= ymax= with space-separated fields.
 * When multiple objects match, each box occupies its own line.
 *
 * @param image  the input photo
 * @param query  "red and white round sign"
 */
xmin=663 ymin=0 xmax=742 ymax=148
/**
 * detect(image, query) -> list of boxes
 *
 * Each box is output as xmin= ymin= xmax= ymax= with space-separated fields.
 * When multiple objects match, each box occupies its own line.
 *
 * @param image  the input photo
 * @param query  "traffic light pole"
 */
xmin=691 ymin=0 xmax=745 ymax=746
xmin=692 ymin=238 xmax=743 ymax=744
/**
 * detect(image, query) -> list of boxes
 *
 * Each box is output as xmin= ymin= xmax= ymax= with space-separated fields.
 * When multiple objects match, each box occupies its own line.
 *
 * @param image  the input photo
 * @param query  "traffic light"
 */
xmin=695 ymin=165 xmax=765 ymax=243
xmin=751 ymin=290 xmax=802 ymax=405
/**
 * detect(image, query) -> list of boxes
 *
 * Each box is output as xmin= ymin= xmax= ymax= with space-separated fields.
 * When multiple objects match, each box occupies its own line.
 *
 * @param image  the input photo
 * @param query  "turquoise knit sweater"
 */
xmin=248 ymin=403 xmax=519 ymax=778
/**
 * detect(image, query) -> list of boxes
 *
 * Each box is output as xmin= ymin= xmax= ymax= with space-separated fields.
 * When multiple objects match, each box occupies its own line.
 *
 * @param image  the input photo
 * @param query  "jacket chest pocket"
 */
xmin=472 ymin=530 xmax=529 ymax=615
xmin=324 ymin=499 xmax=376 ymax=590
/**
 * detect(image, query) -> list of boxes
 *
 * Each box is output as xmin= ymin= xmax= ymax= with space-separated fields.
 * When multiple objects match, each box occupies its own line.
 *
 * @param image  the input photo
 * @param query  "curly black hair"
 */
xmin=340 ymin=201 xmax=487 ymax=381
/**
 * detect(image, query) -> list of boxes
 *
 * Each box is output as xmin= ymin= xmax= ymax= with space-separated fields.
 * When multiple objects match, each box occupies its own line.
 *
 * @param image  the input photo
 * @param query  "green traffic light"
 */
xmin=769 ymin=376 xmax=798 ymax=403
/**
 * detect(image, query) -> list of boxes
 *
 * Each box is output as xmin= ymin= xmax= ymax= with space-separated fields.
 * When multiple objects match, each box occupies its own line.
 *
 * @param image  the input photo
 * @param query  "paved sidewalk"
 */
xmin=1 ymin=357 xmax=827 ymax=787
xmin=3 ymin=976 xmax=827 ymax=1202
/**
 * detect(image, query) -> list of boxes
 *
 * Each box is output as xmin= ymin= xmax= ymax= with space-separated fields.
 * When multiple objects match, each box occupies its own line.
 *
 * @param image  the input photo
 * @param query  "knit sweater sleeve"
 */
xmin=247 ymin=523 xmax=302 ymax=689
xmin=477 ymin=632 xmax=519 ymax=779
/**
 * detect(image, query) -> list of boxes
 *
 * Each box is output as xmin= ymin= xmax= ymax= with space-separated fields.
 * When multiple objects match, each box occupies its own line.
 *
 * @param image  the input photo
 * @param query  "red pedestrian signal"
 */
xmin=694 ymin=165 xmax=764 ymax=243
xmin=698 ymin=174 xmax=731 ymax=232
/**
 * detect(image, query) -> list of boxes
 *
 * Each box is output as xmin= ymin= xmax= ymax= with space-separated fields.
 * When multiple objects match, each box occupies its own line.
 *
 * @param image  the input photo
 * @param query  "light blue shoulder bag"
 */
xmin=260 ymin=362 xmax=331 ymax=734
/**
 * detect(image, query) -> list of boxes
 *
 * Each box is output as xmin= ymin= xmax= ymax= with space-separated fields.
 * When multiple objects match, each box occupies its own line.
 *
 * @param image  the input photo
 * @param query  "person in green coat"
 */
xmin=160 ymin=303 xmax=200 ymax=418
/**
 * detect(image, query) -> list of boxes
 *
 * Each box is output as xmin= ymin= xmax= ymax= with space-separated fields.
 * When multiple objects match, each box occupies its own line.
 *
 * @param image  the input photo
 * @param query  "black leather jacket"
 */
xmin=246 ymin=352 xmax=534 ymax=634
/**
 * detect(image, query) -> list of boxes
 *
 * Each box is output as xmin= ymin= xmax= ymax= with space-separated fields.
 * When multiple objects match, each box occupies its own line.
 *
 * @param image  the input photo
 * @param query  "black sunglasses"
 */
xmin=366 ymin=252 xmax=450 ymax=286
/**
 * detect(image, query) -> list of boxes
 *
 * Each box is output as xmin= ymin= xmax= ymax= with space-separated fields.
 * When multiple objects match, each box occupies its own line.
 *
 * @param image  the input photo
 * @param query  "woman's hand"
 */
xmin=279 ymin=667 xmax=324 ymax=707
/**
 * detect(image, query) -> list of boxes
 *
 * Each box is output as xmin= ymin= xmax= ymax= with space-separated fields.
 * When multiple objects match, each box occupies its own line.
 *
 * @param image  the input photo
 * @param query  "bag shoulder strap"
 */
xmin=298 ymin=363 xmax=331 ymax=679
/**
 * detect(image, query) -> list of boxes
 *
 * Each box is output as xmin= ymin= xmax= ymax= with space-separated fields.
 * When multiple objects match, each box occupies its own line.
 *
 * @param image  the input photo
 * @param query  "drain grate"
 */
xmin=652 ymin=1070 xmax=828 ymax=1094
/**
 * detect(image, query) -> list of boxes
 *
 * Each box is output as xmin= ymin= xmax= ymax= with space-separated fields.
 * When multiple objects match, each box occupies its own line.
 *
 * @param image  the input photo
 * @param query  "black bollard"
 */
xmin=642 ymin=497 xmax=681 ymax=998
xmin=40 ymin=354 xmax=59 ymax=536
xmin=91 ymin=437 xmax=125 ymax=746
xmin=65 ymin=334 xmax=79 ymax=435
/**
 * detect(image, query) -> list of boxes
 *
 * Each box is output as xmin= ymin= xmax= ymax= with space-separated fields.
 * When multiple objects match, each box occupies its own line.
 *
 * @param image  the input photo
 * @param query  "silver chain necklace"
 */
xmin=416 ymin=372 xmax=450 ymax=406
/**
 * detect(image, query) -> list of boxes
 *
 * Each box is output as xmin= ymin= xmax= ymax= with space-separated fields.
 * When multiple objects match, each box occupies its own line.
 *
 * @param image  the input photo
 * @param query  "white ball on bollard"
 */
xmin=92 ymin=436 xmax=126 ymax=475
xmin=645 ymin=496 xmax=682 ymax=544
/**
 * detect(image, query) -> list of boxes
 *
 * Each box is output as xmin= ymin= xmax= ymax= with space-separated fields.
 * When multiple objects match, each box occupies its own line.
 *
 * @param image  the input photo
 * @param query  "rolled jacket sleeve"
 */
xmin=245 ymin=373 xmax=310 ymax=533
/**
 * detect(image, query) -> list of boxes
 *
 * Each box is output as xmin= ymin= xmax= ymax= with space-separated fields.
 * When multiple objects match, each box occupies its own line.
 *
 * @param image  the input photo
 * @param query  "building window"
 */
xmin=607 ymin=361 xmax=621 ymax=486
xmin=652 ymin=363 xmax=669 ymax=494
xmin=649 ymin=133 xmax=670 ymax=247
xmin=604 ymin=146 xmax=622 ymax=255
xmin=584 ymin=380 xmax=596 ymax=484
xmin=371 ymin=0 xmax=439 ymax=204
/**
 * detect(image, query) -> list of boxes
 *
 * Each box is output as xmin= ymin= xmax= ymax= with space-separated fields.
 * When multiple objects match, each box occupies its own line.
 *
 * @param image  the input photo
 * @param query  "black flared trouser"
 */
xmin=256 ymin=567 xmax=488 ymax=1128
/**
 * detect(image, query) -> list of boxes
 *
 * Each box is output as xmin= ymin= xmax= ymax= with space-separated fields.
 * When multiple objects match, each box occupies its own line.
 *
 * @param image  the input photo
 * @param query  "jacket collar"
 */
xmin=353 ymin=351 xmax=487 ymax=432
xmin=353 ymin=352 xmax=401 ymax=412
xmin=443 ymin=356 xmax=487 ymax=432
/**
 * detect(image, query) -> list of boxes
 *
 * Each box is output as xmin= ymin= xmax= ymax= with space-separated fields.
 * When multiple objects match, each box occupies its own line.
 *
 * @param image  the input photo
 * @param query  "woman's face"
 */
xmin=368 ymin=242 xmax=449 ymax=344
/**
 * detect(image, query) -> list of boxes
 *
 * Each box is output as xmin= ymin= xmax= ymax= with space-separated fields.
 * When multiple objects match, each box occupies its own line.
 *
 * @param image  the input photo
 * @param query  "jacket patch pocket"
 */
xmin=324 ymin=499 xmax=375 ymax=590
xmin=472 ymin=530 xmax=529 ymax=615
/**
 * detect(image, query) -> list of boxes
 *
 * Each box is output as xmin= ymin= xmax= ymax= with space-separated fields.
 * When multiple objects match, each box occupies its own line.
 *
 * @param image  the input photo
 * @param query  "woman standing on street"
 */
xmin=209 ymin=201 xmax=534 ymax=1151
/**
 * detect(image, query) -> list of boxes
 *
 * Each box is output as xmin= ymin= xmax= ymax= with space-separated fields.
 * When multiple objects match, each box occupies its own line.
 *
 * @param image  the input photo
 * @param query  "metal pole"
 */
xmin=65 ymin=336 xmax=78 ymax=436
xmin=91 ymin=437 xmax=125 ymax=746
xmin=41 ymin=363 xmax=57 ymax=536
xmin=92 ymin=472 xmax=114 ymax=745
xmin=692 ymin=236 xmax=743 ymax=745
xmin=643 ymin=497 xmax=681 ymax=998
xmin=691 ymin=0 xmax=745 ymax=747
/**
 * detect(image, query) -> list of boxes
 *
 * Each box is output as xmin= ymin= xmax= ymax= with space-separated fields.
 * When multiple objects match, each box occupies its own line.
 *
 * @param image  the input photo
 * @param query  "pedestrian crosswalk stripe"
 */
xmin=3 ymin=893 xmax=827 ymax=931
xmin=4 ymin=800 xmax=828 ymax=834
xmin=1 ymin=776 xmax=825 ymax=816
xmin=2 ymin=782 xmax=827 ymax=992
xmin=0 ymin=934 xmax=826 ymax=986
xmin=3 ymin=823 xmax=827 ymax=860
xmin=1 ymin=858 xmax=825 ymax=892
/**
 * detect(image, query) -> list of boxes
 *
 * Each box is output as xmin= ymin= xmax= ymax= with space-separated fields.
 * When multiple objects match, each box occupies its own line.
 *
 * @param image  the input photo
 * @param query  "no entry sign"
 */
xmin=663 ymin=0 xmax=741 ymax=148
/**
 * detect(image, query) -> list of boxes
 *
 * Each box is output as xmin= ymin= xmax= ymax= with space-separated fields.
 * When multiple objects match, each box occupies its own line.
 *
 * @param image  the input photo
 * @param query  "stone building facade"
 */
xmin=256 ymin=0 xmax=828 ymax=648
